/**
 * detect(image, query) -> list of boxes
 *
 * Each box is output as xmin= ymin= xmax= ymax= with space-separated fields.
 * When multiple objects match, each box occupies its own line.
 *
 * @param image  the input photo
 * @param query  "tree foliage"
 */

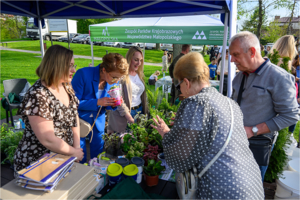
xmin=261 ymin=21 xmax=288 ymax=44
xmin=0 ymin=14 xmax=27 ymax=40
xmin=241 ymin=7 xmax=268 ymax=35
xmin=73 ymin=18 xmax=118 ymax=34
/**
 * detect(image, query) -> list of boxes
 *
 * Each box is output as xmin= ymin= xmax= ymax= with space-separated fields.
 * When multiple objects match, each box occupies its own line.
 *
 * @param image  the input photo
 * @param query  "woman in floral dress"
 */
xmin=14 ymin=45 xmax=84 ymax=174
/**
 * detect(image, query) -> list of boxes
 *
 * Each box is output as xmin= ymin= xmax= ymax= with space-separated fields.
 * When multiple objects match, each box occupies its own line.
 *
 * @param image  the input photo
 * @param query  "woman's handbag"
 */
xmin=176 ymin=98 xmax=234 ymax=199
xmin=79 ymin=106 xmax=102 ymax=143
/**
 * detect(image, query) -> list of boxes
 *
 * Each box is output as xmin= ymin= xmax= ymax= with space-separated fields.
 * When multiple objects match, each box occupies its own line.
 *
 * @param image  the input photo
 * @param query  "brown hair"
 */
xmin=125 ymin=46 xmax=145 ymax=83
xmin=36 ymin=45 xmax=73 ymax=91
xmin=182 ymin=44 xmax=190 ymax=52
xmin=174 ymin=52 xmax=209 ymax=84
xmin=101 ymin=53 xmax=128 ymax=75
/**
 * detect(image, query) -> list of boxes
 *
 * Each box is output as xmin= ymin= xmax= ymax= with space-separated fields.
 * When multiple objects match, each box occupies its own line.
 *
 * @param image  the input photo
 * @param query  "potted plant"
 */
xmin=102 ymin=132 xmax=120 ymax=157
xmin=143 ymin=159 xmax=165 ymax=187
xmin=143 ymin=145 xmax=160 ymax=166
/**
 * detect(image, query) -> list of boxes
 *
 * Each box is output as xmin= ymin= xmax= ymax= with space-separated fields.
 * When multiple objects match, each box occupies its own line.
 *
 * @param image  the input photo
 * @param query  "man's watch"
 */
xmin=252 ymin=126 xmax=258 ymax=137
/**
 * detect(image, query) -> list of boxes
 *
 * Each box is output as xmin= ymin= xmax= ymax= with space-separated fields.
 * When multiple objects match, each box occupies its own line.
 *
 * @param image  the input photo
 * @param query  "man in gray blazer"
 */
xmin=230 ymin=31 xmax=299 ymax=181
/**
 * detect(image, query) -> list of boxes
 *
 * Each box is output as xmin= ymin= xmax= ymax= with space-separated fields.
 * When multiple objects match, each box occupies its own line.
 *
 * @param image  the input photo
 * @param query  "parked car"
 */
xmin=145 ymin=43 xmax=156 ymax=49
xmin=122 ymin=42 xmax=145 ymax=48
xmin=58 ymin=33 xmax=80 ymax=42
xmin=72 ymin=34 xmax=90 ymax=44
xmin=160 ymin=43 xmax=173 ymax=51
xmin=103 ymin=42 xmax=124 ymax=48
xmin=191 ymin=45 xmax=203 ymax=52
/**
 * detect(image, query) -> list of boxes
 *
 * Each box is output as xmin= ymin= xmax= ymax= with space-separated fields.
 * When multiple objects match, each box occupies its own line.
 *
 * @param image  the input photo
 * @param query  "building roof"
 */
xmin=275 ymin=16 xmax=300 ymax=23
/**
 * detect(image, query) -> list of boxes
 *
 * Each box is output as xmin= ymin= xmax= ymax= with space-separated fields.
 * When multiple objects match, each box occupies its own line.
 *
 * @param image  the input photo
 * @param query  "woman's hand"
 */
xmin=72 ymin=148 xmax=84 ymax=162
xmin=97 ymin=97 xmax=115 ymax=107
xmin=151 ymin=115 xmax=170 ymax=138
xmin=125 ymin=112 xmax=134 ymax=123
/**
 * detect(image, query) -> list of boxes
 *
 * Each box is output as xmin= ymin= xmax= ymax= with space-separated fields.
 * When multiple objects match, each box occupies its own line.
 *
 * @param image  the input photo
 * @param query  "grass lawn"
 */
xmin=6 ymin=41 xmax=166 ymax=63
xmin=0 ymin=50 xmax=168 ymax=120
xmin=1 ymin=38 xmax=32 ymax=42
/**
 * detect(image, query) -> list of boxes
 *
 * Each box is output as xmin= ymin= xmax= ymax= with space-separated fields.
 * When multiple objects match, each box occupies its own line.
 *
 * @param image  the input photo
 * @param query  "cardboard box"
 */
xmin=0 ymin=163 xmax=98 ymax=200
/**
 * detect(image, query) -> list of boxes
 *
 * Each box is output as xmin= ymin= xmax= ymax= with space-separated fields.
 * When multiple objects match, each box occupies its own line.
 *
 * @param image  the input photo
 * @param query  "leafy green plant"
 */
xmin=126 ymin=141 xmax=145 ymax=160
xmin=268 ymin=49 xmax=280 ymax=66
xmin=264 ymin=128 xmax=291 ymax=182
xmin=121 ymin=133 xmax=137 ymax=153
xmin=279 ymin=57 xmax=291 ymax=73
xmin=102 ymin=132 xmax=120 ymax=155
xmin=146 ymin=88 xmax=160 ymax=108
xmin=158 ymin=98 xmax=181 ymax=112
xmin=1 ymin=123 xmax=24 ymax=164
xmin=143 ymin=159 xmax=165 ymax=176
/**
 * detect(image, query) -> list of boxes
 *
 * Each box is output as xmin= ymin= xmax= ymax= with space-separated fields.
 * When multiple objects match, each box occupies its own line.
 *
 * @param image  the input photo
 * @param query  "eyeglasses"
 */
xmin=109 ymin=73 xmax=125 ymax=82
xmin=175 ymin=80 xmax=184 ymax=92
xmin=70 ymin=64 xmax=77 ymax=70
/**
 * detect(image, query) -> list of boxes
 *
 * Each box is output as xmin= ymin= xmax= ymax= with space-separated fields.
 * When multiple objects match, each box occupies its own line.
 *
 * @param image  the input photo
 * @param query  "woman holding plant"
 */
xmin=108 ymin=46 xmax=148 ymax=134
xmin=14 ymin=45 xmax=83 ymax=174
xmin=151 ymin=52 xmax=264 ymax=199
xmin=72 ymin=53 xmax=128 ymax=163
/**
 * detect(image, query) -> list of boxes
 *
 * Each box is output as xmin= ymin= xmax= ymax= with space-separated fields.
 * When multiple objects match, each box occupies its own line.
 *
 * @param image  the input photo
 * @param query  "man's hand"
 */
xmin=244 ymin=126 xmax=254 ymax=138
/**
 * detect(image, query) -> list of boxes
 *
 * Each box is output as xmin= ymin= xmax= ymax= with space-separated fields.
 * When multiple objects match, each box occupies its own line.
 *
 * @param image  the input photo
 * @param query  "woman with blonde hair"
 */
xmin=270 ymin=35 xmax=297 ymax=70
xmin=72 ymin=53 xmax=128 ymax=163
xmin=148 ymin=70 xmax=160 ymax=85
xmin=108 ymin=46 xmax=148 ymax=133
xmin=151 ymin=52 xmax=264 ymax=199
xmin=14 ymin=45 xmax=84 ymax=173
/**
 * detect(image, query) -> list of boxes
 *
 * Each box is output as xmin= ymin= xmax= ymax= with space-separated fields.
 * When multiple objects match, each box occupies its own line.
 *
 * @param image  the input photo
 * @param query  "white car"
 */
xmin=103 ymin=42 xmax=124 ymax=48
xmin=145 ymin=43 xmax=156 ymax=49
xmin=122 ymin=42 xmax=145 ymax=48
xmin=160 ymin=43 xmax=173 ymax=51
xmin=191 ymin=45 xmax=203 ymax=52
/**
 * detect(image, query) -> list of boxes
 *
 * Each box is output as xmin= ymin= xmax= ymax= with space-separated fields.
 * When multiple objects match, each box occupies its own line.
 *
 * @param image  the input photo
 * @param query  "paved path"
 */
xmin=0 ymin=47 xmax=162 ymax=66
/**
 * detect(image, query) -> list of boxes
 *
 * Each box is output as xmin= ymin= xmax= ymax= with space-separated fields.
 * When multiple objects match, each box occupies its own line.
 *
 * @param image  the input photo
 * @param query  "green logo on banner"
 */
xmin=192 ymin=31 xmax=207 ymax=40
xmin=102 ymin=27 xmax=110 ymax=36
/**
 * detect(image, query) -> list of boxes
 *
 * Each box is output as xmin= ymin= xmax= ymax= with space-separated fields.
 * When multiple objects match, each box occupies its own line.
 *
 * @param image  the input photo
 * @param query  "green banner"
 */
xmin=90 ymin=26 xmax=229 ymax=45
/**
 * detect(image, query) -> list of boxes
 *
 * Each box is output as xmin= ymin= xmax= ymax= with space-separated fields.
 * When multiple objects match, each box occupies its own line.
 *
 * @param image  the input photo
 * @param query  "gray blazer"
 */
xmin=108 ymin=78 xmax=148 ymax=133
xmin=232 ymin=60 xmax=299 ymax=137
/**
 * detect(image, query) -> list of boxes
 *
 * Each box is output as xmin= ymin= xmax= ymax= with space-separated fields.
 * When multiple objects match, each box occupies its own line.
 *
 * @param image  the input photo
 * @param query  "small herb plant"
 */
xmin=102 ymin=132 xmax=120 ymax=155
xmin=126 ymin=141 xmax=145 ymax=160
xmin=143 ymin=159 xmax=165 ymax=176
xmin=143 ymin=145 xmax=160 ymax=162
xmin=1 ymin=123 xmax=24 ymax=164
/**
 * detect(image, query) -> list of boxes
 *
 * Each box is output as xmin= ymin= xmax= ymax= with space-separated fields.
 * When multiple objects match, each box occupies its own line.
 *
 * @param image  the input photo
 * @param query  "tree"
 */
xmin=241 ymin=7 xmax=268 ymax=35
xmin=74 ymin=18 xmax=118 ymax=33
xmin=287 ymin=0 xmax=297 ymax=35
xmin=238 ymin=0 xmax=291 ymax=39
xmin=261 ymin=21 xmax=288 ymax=44
xmin=0 ymin=14 xmax=26 ymax=40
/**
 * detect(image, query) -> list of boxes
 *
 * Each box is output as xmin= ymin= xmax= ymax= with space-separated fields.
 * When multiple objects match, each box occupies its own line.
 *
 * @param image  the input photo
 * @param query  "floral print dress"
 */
xmin=14 ymin=79 xmax=79 ymax=172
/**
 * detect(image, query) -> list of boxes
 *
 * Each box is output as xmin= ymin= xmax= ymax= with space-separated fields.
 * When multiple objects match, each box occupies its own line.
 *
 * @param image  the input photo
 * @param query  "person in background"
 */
xmin=261 ymin=44 xmax=268 ymax=57
xmin=270 ymin=35 xmax=297 ymax=71
xmin=266 ymin=46 xmax=271 ymax=56
xmin=209 ymin=45 xmax=219 ymax=61
xmin=169 ymin=44 xmax=190 ymax=104
xmin=148 ymin=70 xmax=160 ymax=85
xmin=230 ymin=31 xmax=299 ymax=181
xmin=151 ymin=52 xmax=264 ymax=199
xmin=72 ymin=53 xmax=128 ymax=163
xmin=217 ymin=50 xmax=229 ymax=96
xmin=208 ymin=57 xmax=217 ymax=80
xmin=270 ymin=35 xmax=298 ymax=135
xmin=14 ymin=45 xmax=83 ymax=174
xmin=293 ymin=55 xmax=300 ymax=83
xmin=108 ymin=46 xmax=148 ymax=134
xmin=162 ymin=50 xmax=171 ymax=72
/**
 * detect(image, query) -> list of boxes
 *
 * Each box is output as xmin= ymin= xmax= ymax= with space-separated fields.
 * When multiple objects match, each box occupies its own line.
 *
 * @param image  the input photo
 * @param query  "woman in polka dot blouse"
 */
xmin=151 ymin=52 xmax=264 ymax=199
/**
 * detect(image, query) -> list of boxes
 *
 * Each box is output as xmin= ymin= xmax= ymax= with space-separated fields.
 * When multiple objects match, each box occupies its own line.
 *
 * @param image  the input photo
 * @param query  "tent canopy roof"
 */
xmin=90 ymin=15 xmax=224 ymax=27
xmin=1 ymin=1 xmax=230 ymax=20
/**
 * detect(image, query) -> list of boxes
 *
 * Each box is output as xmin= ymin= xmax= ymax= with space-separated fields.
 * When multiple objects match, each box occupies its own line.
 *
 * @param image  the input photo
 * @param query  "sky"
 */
xmin=236 ymin=1 xmax=300 ymax=29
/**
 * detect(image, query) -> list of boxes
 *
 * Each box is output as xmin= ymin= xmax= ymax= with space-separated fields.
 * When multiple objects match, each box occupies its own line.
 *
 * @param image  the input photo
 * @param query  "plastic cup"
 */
xmin=107 ymin=163 xmax=123 ymax=187
xmin=130 ymin=157 xmax=145 ymax=184
xmin=123 ymin=164 xmax=139 ymax=181
xmin=108 ymin=88 xmax=122 ymax=106
xmin=116 ymin=158 xmax=130 ymax=168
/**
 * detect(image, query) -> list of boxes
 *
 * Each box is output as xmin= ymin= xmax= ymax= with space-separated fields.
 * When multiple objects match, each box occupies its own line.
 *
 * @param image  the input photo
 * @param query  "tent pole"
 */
xmin=91 ymin=38 xmax=94 ymax=66
xmin=36 ymin=0 xmax=45 ymax=58
xmin=219 ymin=12 xmax=229 ymax=95
xmin=227 ymin=0 xmax=237 ymax=97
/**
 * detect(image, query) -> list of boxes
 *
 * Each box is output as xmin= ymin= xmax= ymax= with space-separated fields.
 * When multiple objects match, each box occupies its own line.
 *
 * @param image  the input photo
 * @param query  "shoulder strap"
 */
xmin=89 ymin=106 xmax=102 ymax=143
xmin=197 ymin=98 xmax=234 ymax=178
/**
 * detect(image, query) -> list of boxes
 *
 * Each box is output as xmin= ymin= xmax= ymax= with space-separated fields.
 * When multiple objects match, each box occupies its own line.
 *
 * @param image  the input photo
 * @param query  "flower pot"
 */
xmin=145 ymin=174 xmax=159 ymax=187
